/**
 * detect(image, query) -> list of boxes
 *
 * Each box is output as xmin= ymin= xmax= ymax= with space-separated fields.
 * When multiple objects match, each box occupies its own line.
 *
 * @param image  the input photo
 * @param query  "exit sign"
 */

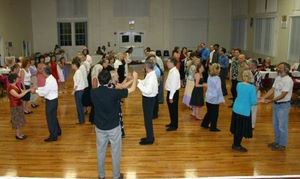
xmin=129 ymin=20 xmax=135 ymax=30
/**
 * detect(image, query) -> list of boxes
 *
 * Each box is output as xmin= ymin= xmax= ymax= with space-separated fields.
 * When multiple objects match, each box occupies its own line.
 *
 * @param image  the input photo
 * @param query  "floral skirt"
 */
xmin=10 ymin=106 xmax=26 ymax=129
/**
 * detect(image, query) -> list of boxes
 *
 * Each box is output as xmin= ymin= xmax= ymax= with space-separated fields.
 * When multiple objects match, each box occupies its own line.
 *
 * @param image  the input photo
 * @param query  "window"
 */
xmin=22 ymin=40 xmax=31 ymax=57
xmin=288 ymin=16 xmax=300 ymax=61
xmin=171 ymin=0 xmax=209 ymax=48
xmin=134 ymin=35 xmax=141 ymax=43
xmin=122 ymin=35 xmax=129 ymax=43
xmin=295 ymin=0 xmax=300 ymax=11
xmin=256 ymin=0 xmax=277 ymax=13
xmin=232 ymin=0 xmax=248 ymax=17
xmin=253 ymin=17 xmax=276 ymax=56
xmin=114 ymin=0 xmax=150 ymax=17
xmin=57 ymin=0 xmax=87 ymax=18
xmin=231 ymin=18 xmax=247 ymax=50
xmin=57 ymin=0 xmax=87 ymax=47
xmin=58 ymin=23 xmax=72 ymax=46
xmin=75 ymin=22 xmax=87 ymax=46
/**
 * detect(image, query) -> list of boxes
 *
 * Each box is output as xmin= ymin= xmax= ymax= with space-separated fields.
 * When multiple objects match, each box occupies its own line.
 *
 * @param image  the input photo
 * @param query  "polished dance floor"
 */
xmin=0 ymin=66 xmax=300 ymax=178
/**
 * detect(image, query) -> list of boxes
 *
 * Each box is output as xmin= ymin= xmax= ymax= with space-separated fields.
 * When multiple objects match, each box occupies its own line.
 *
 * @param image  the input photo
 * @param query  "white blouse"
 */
xmin=73 ymin=69 xmax=85 ymax=91
xmin=21 ymin=68 xmax=31 ymax=86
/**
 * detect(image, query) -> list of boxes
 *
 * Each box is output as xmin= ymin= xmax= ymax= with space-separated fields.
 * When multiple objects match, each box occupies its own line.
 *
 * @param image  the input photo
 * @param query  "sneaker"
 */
xmin=271 ymin=145 xmax=286 ymax=151
xmin=267 ymin=142 xmax=278 ymax=148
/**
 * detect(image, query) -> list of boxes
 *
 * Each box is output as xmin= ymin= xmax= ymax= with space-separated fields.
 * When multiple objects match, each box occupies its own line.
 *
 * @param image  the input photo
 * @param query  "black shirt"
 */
xmin=212 ymin=51 xmax=219 ymax=64
xmin=118 ymin=62 xmax=126 ymax=83
xmin=91 ymin=86 xmax=128 ymax=130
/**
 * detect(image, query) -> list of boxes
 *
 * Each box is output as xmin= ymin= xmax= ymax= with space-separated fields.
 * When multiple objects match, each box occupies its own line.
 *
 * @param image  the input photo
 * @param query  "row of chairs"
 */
xmin=155 ymin=50 xmax=170 ymax=57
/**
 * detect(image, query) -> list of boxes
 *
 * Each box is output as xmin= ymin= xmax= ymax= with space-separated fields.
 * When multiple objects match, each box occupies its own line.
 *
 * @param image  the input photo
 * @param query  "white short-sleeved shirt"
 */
xmin=114 ymin=60 xmax=123 ymax=69
xmin=73 ymin=69 xmax=85 ymax=91
xmin=86 ymin=55 xmax=93 ymax=65
xmin=272 ymin=75 xmax=294 ymax=102
xmin=79 ymin=64 xmax=88 ymax=88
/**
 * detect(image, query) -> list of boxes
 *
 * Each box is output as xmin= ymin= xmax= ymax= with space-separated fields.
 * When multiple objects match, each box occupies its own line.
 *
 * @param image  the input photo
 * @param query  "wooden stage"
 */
xmin=0 ymin=66 xmax=300 ymax=179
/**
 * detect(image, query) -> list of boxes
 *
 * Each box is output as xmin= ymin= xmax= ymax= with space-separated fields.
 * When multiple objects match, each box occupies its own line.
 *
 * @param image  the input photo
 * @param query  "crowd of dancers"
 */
xmin=3 ymin=43 xmax=295 ymax=179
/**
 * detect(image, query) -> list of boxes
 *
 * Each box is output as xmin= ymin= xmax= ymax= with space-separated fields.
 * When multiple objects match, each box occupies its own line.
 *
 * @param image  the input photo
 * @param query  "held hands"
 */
xmin=126 ymin=73 xmax=133 ymax=81
xmin=132 ymin=71 xmax=138 ymax=79
xmin=30 ymin=87 xmax=37 ymax=93
xmin=258 ymin=97 xmax=272 ymax=104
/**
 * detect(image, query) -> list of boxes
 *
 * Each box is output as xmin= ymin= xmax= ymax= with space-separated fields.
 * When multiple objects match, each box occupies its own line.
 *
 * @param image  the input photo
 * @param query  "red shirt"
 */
xmin=8 ymin=84 xmax=23 ymax=107
xmin=50 ymin=61 xmax=59 ymax=82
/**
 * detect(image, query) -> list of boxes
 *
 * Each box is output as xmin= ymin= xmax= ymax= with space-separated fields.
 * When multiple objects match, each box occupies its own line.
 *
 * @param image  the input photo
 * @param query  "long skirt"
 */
xmin=10 ymin=106 xmax=25 ymax=129
xmin=30 ymin=76 xmax=38 ymax=103
xmin=230 ymin=112 xmax=253 ymax=138
xmin=182 ymin=80 xmax=194 ymax=107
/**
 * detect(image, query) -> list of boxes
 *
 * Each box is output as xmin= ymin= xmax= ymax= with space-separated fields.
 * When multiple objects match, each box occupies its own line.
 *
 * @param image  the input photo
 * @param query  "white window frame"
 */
xmin=57 ymin=22 xmax=72 ymax=47
xmin=57 ymin=19 xmax=88 ymax=47
xmin=253 ymin=16 xmax=276 ymax=56
xmin=288 ymin=16 xmax=300 ymax=62
xmin=231 ymin=17 xmax=248 ymax=50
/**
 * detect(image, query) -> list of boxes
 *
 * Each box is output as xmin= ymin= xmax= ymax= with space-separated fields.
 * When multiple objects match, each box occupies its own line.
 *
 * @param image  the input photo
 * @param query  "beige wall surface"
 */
xmin=0 ymin=0 xmax=33 ymax=58
xmin=31 ymin=0 xmax=232 ymax=57
xmin=243 ymin=0 xmax=300 ymax=64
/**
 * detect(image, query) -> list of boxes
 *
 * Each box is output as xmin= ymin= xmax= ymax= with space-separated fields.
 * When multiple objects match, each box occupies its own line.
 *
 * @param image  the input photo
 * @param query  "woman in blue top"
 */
xmin=230 ymin=70 xmax=257 ymax=152
xmin=201 ymin=63 xmax=225 ymax=132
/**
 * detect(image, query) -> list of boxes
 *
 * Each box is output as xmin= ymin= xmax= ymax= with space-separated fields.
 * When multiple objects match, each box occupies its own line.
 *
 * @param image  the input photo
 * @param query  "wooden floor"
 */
xmin=0 ymin=65 xmax=300 ymax=179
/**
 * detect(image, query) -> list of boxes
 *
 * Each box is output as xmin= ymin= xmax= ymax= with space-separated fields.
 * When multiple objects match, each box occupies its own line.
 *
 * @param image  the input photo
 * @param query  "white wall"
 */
xmin=31 ymin=0 xmax=232 ymax=57
xmin=242 ymin=0 xmax=300 ymax=64
xmin=208 ymin=0 xmax=232 ymax=49
xmin=31 ymin=0 xmax=57 ymax=54
xmin=0 ymin=0 xmax=33 ymax=60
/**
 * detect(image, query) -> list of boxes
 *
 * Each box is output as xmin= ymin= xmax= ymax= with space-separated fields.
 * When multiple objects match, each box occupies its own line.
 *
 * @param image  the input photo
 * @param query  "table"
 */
xmin=260 ymin=71 xmax=277 ymax=79
xmin=291 ymin=71 xmax=300 ymax=78
xmin=0 ymin=68 xmax=10 ymax=75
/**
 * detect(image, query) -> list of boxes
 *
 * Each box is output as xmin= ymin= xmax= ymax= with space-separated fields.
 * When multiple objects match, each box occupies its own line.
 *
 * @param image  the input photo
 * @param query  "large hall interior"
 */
xmin=0 ymin=0 xmax=300 ymax=179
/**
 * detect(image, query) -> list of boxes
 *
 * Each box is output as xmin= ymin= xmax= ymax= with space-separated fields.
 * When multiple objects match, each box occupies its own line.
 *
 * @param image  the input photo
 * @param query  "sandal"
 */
xmin=24 ymin=111 xmax=32 ymax=115
xmin=31 ymin=104 xmax=39 ymax=108
xmin=16 ymin=135 xmax=27 ymax=140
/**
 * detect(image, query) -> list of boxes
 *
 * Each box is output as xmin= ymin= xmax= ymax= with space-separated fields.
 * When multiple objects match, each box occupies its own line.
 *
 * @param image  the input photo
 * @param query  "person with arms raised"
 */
xmin=137 ymin=58 xmax=158 ymax=144
xmin=91 ymin=69 xmax=137 ymax=179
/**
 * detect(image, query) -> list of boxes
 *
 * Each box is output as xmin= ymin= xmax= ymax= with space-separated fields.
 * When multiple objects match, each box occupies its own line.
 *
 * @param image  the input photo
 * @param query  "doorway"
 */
xmin=117 ymin=31 xmax=145 ymax=61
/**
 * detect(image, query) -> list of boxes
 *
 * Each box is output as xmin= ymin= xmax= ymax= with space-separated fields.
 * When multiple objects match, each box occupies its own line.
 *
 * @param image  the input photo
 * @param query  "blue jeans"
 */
xmin=95 ymin=125 xmax=122 ymax=179
xmin=273 ymin=103 xmax=291 ymax=146
xmin=75 ymin=91 xmax=85 ymax=123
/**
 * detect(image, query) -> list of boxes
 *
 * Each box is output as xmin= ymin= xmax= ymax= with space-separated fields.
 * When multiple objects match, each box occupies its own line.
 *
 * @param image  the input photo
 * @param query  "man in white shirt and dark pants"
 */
xmin=165 ymin=57 xmax=181 ymax=131
xmin=35 ymin=66 xmax=61 ymax=142
xmin=260 ymin=62 xmax=294 ymax=151
xmin=137 ymin=58 xmax=158 ymax=145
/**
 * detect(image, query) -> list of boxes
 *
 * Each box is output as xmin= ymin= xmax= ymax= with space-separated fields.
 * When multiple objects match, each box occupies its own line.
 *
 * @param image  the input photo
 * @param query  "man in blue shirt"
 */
xmin=199 ymin=43 xmax=210 ymax=82
xmin=218 ymin=47 xmax=229 ymax=96
xmin=153 ymin=58 xmax=161 ymax=119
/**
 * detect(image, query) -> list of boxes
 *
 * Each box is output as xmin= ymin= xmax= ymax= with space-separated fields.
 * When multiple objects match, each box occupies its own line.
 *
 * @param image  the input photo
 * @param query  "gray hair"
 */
xmin=249 ymin=59 xmax=258 ymax=68
xmin=145 ymin=57 xmax=155 ymax=70
xmin=43 ymin=66 xmax=52 ymax=75
xmin=279 ymin=62 xmax=290 ymax=72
